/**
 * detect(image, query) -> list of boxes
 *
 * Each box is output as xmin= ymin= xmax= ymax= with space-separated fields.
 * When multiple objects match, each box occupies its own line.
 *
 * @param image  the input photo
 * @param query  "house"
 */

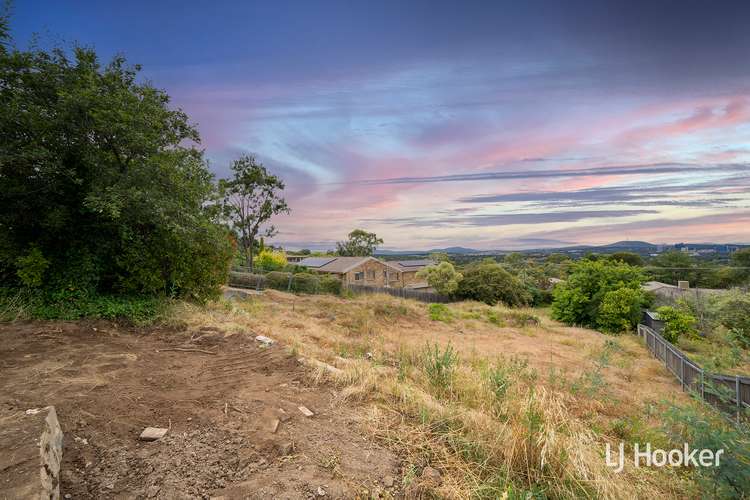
xmin=383 ymin=259 xmax=434 ymax=290
xmin=297 ymin=256 xmax=431 ymax=289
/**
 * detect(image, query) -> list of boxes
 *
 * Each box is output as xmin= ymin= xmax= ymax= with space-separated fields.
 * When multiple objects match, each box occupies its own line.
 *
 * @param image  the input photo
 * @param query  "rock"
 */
xmin=147 ymin=485 xmax=160 ymax=498
xmin=383 ymin=475 xmax=395 ymax=488
xmin=270 ymin=418 xmax=280 ymax=433
xmin=139 ymin=427 xmax=169 ymax=441
xmin=317 ymin=486 xmax=327 ymax=497
xmin=298 ymin=406 xmax=314 ymax=417
xmin=40 ymin=406 xmax=64 ymax=500
xmin=277 ymin=442 xmax=295 ymax=456
xmin=421 ymin=466 xmax=442 ymax=486
xmin=255 ymin=335 xmax=275 ymax=346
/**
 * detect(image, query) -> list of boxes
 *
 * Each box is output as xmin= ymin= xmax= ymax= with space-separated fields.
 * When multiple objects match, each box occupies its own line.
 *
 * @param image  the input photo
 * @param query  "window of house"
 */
xmin=354 ymin=272 xmax=364 ymax=281
xmin=367 ymin=270 xmax=376 ymax=280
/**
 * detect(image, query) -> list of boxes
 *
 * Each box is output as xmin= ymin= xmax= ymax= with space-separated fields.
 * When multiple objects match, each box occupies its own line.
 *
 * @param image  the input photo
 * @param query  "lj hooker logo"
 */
xmin=606 ymin=443 xmax=724 ymax=473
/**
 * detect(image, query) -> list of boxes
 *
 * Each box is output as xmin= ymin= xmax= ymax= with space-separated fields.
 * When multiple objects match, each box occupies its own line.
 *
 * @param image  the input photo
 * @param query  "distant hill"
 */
xmin=376 ymin=246 xmax=480 ymax=256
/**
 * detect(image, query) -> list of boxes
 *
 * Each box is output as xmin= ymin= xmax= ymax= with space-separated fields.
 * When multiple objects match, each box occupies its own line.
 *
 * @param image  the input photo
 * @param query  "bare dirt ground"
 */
xmin=0 ymin=320 xmax=400 ymax=499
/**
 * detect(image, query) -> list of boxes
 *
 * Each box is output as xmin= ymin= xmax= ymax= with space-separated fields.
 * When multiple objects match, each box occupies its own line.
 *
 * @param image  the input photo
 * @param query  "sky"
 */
xmin=11 ymin=0 xmax=750 ymax=250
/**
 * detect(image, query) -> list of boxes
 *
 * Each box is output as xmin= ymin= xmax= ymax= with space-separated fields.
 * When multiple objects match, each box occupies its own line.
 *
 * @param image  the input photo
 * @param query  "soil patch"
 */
xmin=0 ymin=320 xmax=399 ymax=499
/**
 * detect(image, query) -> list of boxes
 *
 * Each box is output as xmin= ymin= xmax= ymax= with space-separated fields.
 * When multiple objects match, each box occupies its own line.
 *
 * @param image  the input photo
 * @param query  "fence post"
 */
xmin=737 ymin=376 xmax=742 ymax=413
xmin=287 ymin=273 xmax=293 ymax=292
xmin=680 ymin=356 xmax=685 ymax=390
xmin=700 ymin=370 xmax=705 ymax=399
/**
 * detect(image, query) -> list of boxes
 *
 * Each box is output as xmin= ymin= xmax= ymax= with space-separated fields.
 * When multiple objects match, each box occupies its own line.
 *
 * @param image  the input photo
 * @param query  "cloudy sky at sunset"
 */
xmin=14 ymin=0 xmax=750 ymax=250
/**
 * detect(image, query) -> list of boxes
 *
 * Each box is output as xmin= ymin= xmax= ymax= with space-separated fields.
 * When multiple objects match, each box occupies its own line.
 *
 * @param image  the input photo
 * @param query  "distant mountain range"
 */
xmin=374 ymin=240 xmax=748 ymax=256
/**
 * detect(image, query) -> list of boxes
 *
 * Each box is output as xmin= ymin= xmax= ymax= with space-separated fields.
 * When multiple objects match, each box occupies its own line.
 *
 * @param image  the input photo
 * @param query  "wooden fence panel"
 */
xmin=345 ymin=284 xmax=452 ymax=303
xmin=637 ymin=324 xmax=750 ymax=414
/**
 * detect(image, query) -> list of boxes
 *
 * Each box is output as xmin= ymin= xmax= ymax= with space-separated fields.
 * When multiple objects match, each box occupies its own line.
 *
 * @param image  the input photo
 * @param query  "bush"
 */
xmin=714 ymin=290 xmax=750 ymax=347
xmin=14 ymin=247 xmax=49 ymax=288
xmin=456 ymin=261 xmax=531 ymax=307
xmin=428 ymin=303 xmax=453 ymax=322
xmin=597 ymin=288 xmax=644 ymax=334
xmin=291 ymin=272 xmax=319 ymax=294
xmin=319 ymin=275 xmax=342 ymax=295
xmin=0 ymin=288 xmax=164 ymax=325
xmin=256 ymin=250 xmax=287 ymax=271
xmin=416 ymin=262 xmax=463 ymax=296
xmin=265 ymin=271 xmax=292 ymax=290
xmin=551 ymin=260 xmax=645 ymax=330
xmin=656 ymin=306 xmax=697 ymax=343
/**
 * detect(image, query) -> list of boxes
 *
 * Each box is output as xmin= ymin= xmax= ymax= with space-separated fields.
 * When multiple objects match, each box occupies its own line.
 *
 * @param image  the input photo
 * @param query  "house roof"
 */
xmin=299 ymin=256 xmax=376 ymax=273
xmin=389 ymin=259 xmax=433 ymax=271
xmin=642 ymin=281 xmax=675 ymax=292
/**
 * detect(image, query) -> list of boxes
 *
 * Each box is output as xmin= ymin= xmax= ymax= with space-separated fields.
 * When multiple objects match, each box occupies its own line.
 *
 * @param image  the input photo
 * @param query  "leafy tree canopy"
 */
xmin=0 ymin=24 xmax=233 ymax=300
xmin=336 ymin=229 xmax=383 ymax=256
xmin=417 ymin=261 xmax=463 ymax=296
xmin=551 ymin=260 xmax=646 ymax=333
xmin=455 ymin=261 xmax=530 ymax=307
xmin=609 ymin=251 xmax=644 ymax=267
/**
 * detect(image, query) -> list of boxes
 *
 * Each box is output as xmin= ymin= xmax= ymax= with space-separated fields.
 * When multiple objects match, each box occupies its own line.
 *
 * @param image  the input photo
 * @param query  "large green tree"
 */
xmin=455 ymin=260 xmax=531 ymax=306
xmin=218 ymin=155 xmax=289 ymax=271
xmin=336 ymin=229 xmax=383 ymax=256
xmin=0 ymin=20 xmax=233 ymax=300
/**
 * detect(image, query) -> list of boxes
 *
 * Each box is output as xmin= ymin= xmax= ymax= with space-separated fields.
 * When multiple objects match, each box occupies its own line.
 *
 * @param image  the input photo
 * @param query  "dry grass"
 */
xmin=174 ymin=291 xmax=700 ymax=499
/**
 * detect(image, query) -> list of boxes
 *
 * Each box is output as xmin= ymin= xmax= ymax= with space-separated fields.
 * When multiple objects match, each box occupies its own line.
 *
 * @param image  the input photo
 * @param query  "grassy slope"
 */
xmin=175 ymin=291 xmax=700 ymax=499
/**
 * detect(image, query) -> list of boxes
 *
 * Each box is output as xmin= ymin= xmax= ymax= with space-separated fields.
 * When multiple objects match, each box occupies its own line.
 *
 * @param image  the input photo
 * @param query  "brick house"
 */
xmin=298 ymin=256 xmax=431 ymax=289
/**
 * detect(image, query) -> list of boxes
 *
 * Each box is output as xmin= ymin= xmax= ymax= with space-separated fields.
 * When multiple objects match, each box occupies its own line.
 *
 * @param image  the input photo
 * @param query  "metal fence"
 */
xmin=637 ymin=324 xmax=750 ymax=414
xmin=345 ymin=284 xmax=452 ymax=303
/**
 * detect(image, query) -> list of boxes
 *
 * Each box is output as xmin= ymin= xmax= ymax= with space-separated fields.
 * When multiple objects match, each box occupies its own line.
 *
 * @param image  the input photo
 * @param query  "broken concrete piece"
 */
xmin=298 ymin=406 xmax=314 ymax=417
xmin=270 ymin=418 xmax=280 ymax=433
xmin=25 ymin=408 xmax=42 ymax=415
xmin=40 ymin=406 xmax=63 ymax=500
xmin=255 ymin=335 xmax=275 ymax=346
xmin=277 ymin=441 xmax=295 ymax=456
xmin=383 ymin=475 xmax=395 ymax=488
xmin=139 ymin=427 xmax=169 ymax=441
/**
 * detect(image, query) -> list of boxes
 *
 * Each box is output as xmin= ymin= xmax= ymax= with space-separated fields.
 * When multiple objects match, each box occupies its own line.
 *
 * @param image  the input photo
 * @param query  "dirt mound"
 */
xmin=0 ymin=321 xmax=400 ymax=499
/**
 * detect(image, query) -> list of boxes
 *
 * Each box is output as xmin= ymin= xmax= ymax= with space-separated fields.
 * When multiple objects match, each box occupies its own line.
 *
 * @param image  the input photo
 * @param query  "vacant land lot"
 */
xmin=0 ymin=320 xmax=398 ymax=499
xmin=1 ymin=291 xmax=702 ymax=499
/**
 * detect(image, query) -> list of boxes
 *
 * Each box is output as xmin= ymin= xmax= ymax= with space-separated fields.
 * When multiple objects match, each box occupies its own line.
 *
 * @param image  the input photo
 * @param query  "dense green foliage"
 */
xmin=0 ymin=25 xmax=233 ymax=302
xmin=663 ymin=400 xmax=750 ymax=498
xmin=417 ymin=262 xmax=463 ymax=296
xmin=255 ymin=249 xmax=287 ymax=271
xmin=551 ymin=260 xmax=646 ymax=332
xmin=713 ymin=290 xmax=750 ymax=347
xmin=656 ymin=305 xmax=697 ymax=343
xmin=336 ymin=229 xmax=383 ymax=256
xmin=0 ymin=288 xmax=165 ymax=324
xmin=456 ymin=260 xmax=531 ymax=307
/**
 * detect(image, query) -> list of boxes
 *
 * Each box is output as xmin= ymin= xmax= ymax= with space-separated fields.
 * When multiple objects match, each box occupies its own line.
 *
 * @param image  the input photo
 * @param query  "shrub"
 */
xmin=662 ymin=401 xmax=750 ymax=498
xmin=428 ymin=303 xmax=453 ymax=322
xmin=714 ymin=290 xmax=750 ymax=347
xmin=551 ymin=260 xmax=645 ymax=330
xmin=291 ymin=272 xmax=319 ymax=294
xmin=456 ymin=261 xmax=531 ymax=307
xmin=656 ymin=306 xmax=697 ymax=343
xmin=265 ymin=271 xmax=292 ymax=290
xmin=416 ymin=262 xmax=463 ymax=296
xmin=256 ymin=249 xmax=287 ymax=271
xmin=318 ymin=275 xmax=342 ymax=295
xmin=597 ymin=288 xmax=644 ymax=334
xmin=14 ymin=247 xmax=49 ymax=287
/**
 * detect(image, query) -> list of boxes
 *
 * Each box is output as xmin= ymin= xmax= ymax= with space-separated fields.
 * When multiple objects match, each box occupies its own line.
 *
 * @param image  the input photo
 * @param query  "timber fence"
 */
xmin=637 ymin=324 xmax=750 ymax=415
xmin=344 ymin=284 xmax=452 ymax=303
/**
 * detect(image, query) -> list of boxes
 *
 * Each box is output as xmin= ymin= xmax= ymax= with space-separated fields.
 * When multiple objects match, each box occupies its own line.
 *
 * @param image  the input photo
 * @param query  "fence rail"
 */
xmin=637 ymin=324 xmax=750 ymax=414
xmin=345 ymin=284 xmax=451 ymax=303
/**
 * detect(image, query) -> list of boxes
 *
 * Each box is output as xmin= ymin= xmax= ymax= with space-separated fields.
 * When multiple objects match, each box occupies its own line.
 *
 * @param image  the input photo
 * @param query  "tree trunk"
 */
xmin=247 ymin=240 xmax=254 ymax=272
